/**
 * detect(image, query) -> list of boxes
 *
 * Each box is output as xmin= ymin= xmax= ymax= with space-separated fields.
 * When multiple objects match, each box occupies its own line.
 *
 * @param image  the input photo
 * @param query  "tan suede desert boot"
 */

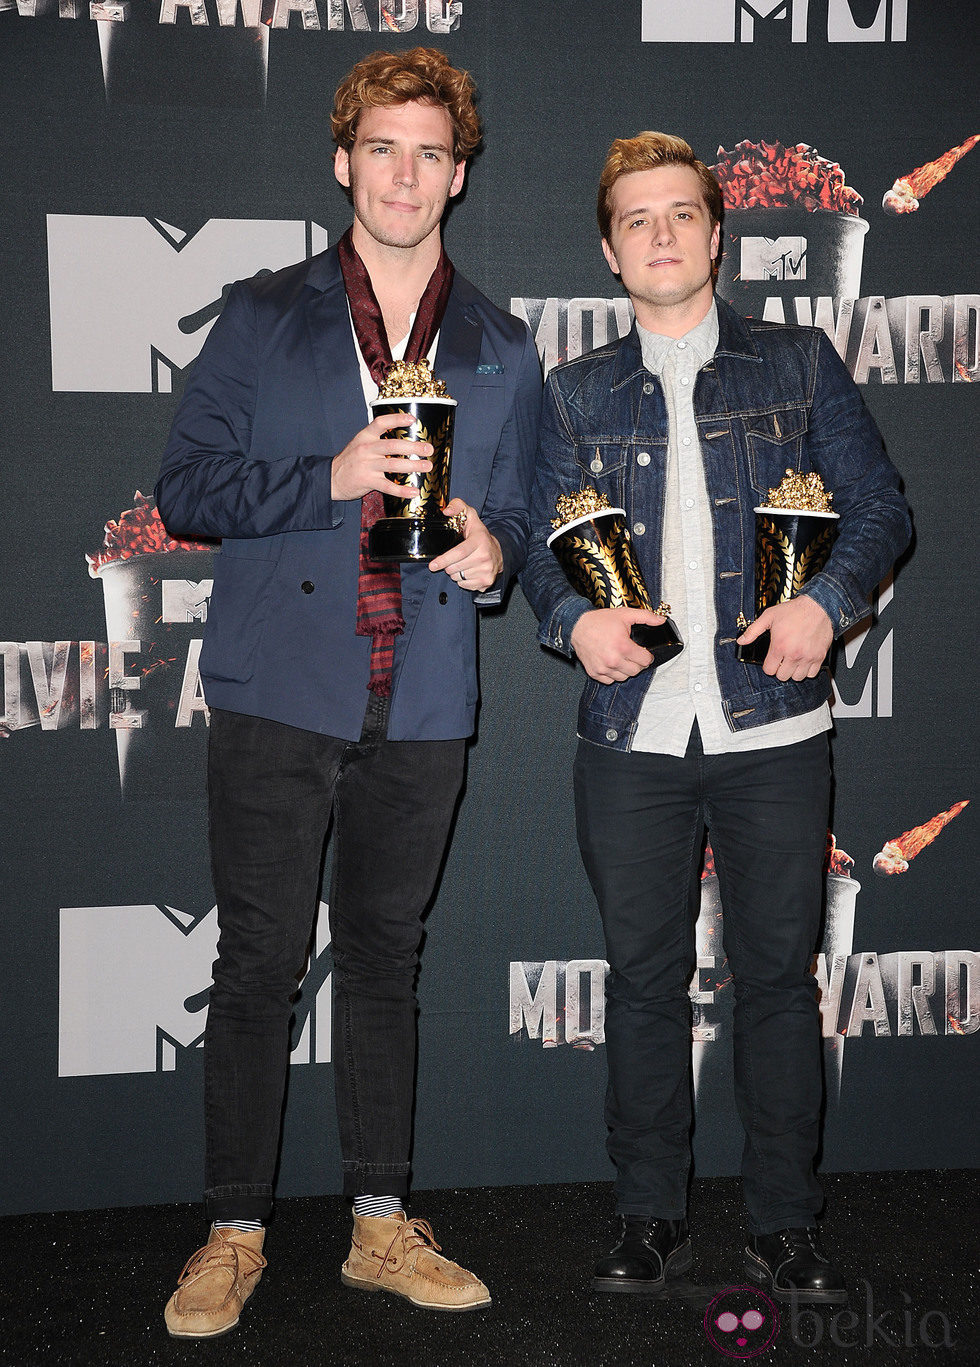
xmin=342 ymin=1213 xmax=491 ymax=1311
xmin=164 ymin=1225 xmax=266 ymax=1339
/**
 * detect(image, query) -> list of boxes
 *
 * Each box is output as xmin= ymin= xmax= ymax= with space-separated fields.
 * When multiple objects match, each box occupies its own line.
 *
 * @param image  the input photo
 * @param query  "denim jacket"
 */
xmin=520 ymin=297 xmax=911 ymax=751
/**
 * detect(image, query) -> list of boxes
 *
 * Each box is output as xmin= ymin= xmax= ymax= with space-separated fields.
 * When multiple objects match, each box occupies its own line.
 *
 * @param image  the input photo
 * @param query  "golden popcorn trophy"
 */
xmin=368 ymin=360 xmax=464 ymax=563
xmin=547 ymin=489 xmax=683 ymax=665
xmin=735 ymin=469 xmax=839 ymax=665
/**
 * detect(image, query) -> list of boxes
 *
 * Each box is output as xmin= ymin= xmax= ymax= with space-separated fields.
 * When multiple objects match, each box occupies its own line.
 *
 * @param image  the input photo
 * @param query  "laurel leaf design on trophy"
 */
xmin=756 ymin=519 xmax=796 ymax=608
xmin=793 ymin=526 xmax=835 ymax=592
xmin=562 ymin=534 xmax=620 ymax=607
xmin=608 ymin=519 xmax=653 ymax=611
xmin=396 ymin=413 xmax=452 ymax=514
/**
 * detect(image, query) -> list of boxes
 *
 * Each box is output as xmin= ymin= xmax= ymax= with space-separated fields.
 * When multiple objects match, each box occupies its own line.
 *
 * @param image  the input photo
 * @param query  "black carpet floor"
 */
xmin=1 ymin=1171 xmax=976 ymax=1366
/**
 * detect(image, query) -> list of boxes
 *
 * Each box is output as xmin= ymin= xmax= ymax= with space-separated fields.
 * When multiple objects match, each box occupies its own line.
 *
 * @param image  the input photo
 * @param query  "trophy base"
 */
xmin=631 ymin=617 xmax=684 ymax=666
xmin=368 ymin=517 xmax=464 ymax=564
xmin=735 ymin=629 xmax=770 ymax=665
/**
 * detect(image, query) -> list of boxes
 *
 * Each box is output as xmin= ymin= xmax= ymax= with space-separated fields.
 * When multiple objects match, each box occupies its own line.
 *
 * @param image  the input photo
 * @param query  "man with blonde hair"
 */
xmin=522 ymin=131 xmax=908 ymax=1302
xmin=156 ymin=47 xmax=540 ymax=1336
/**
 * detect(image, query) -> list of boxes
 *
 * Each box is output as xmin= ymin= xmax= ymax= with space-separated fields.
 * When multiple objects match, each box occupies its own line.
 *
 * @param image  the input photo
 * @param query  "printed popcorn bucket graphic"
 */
xmin=717 ymin=207 xmax=868 ymax=315
xmin=711 ymin=139 xmax=868 ymax=316
xmin=88 ymin=494 xmax=213 ymax=799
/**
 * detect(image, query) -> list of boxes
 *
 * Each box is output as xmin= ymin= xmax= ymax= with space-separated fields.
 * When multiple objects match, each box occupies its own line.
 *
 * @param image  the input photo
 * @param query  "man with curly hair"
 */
xmin=156 ymin=47 xmax=540 ymax=1336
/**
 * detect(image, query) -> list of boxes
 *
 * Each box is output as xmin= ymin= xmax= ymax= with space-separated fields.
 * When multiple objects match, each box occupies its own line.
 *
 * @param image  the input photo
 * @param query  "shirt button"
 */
xmin=438 ymin=591 xmax=448 ymax=605
xmin=688 ymin=560 xmax=698 ymax=570
xmin=685 ymin=498 xmax=694 ymax=508
xmin=637 ymin=451 xmax=651 ymax=466
xmin=590 ymin=457 xmax=603 ymax=473
xmin=682 ymin=436 xmax=692 ymax=446
xmin=676 ymin=340 xmax=687 ymax=350
xmin=633 ymin=522 xmax=646 ymax=536
xmin=693 ymin=623 xmax=703 ymax=633
xmin=680 ymin=376 xmax=690 ymax=386
xmin=643 ymin=382 xmax=655 ymax=395
xmin=694 ymin=683 xmax=703 ymax=693
xmin=301 ymin=581 xmax=315 ymax=594
xmin=605 ymin=728 xmax=618 ymax=742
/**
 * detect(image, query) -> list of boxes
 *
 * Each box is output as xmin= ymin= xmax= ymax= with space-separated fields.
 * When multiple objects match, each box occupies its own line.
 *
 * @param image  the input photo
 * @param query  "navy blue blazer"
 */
xmin=155 ymin=246 xmax=542 ymax=740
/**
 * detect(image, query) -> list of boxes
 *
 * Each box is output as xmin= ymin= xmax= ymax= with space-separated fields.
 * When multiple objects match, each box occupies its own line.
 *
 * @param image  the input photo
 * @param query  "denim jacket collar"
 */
xmin=610 ymin=296 xmax=762 ymax=392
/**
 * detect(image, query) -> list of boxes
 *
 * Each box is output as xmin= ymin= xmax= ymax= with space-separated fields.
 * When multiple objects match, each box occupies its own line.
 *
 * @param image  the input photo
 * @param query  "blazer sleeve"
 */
xmin=154 ymin=281 xmax=339 ymax=540
xmin=474 ymin=323 xmax=542 ymax=605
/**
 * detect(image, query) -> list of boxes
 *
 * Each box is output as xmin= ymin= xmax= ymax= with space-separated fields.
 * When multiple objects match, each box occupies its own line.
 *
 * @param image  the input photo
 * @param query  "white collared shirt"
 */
xmin=632 ymin=302 xmax=831 ymax=755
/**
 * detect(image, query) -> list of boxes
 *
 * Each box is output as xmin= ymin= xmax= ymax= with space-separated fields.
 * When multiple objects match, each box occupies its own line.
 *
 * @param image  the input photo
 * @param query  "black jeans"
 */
xmin=574 ymin=724 xmax=830 ymax=1236
xmin=203 ymin=698 xmax=465 ymax=1224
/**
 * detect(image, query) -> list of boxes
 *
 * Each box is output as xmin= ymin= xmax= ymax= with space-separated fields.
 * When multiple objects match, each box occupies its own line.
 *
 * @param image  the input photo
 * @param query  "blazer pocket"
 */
xmin=199 ymin=557 xmax=276 ymax=683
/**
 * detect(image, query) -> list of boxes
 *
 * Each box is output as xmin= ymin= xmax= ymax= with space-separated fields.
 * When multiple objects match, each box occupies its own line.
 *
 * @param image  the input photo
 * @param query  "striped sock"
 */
xmin=353 ymin=1195 xmax=405 ymax=1219
xmin=213 ymin=1220 xmax=264 ymax=1235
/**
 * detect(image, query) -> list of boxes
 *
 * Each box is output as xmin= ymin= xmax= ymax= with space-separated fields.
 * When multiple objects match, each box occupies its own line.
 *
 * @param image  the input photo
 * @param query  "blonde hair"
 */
xmin=331 ymin=47 xmax=480 ymax=163
xmin=597 ymin=132 xmax=723 ymax=239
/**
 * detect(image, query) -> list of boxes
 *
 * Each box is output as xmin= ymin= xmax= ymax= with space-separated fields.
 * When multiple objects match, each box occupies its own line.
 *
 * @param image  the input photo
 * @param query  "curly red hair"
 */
xmin=331 ymin=47 xmax=480 ymax=163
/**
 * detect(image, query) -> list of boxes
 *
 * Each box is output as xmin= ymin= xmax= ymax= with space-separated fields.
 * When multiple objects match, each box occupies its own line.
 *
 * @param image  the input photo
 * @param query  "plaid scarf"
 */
xmin=337 ymin=228 xmax=455 ymax=697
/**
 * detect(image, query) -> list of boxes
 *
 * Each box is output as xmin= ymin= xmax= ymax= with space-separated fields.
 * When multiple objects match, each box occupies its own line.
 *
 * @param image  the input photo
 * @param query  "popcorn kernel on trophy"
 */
xmin=547 ymin=489 xmax=683 ymax=665
xmin=368 ymin=359 xmax=464 ymax=563
xmin=735 ymin=469 xmax=839 ymax=666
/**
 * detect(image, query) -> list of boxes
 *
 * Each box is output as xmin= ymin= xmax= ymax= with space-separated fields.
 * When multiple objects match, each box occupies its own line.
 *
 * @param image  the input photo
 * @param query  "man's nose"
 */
xmin=652 ymin=216 xmax=675 ymax=244
xmin=394 ymin=155 xmax=418 ymax=187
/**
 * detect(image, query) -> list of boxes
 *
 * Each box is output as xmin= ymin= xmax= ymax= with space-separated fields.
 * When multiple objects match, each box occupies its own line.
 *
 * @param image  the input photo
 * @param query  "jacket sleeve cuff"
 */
xmin=539 ymin=596 xmax=593 ymax=657
xmin=800 ymin=572 xmax=871 ymax=637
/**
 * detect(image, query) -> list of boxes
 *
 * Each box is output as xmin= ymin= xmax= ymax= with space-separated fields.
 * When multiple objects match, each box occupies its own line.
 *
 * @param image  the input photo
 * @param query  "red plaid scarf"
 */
xmin=337 ymin=228 xmax=455 ymax=697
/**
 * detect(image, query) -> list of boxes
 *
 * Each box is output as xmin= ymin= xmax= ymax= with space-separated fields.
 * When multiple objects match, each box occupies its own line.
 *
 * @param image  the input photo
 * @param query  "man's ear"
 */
xmin=449 ymin=160 xmax=466 ymax=199
xmin=334 ymin=146 xmax=351 ymax=189
xmin=601 ymin=237 xmax=620 ymax=276
xmin=710 ymin=221 xmax=721 ymax=261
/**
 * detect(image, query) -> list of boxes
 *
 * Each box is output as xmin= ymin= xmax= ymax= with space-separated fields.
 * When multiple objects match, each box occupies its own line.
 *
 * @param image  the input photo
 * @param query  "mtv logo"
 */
xmin=59 ymin=902 xmax=331 ymax=1076
xmin=828 ymin=0 xmax=907 ymax=41
xmin=641 ymin=0 xmax=809 ymax=43
xmin=161 ymin=579 xmax=214 ymax=625
xmin=47 ymin=216 xmax=328 ymax=393
xmin=740 ymin=236 xmax=808 ymax=282
xmin=641 ymin=0 xmax=907 ymax=41
xmin=831 ymin=574 xmax=894 ymax=718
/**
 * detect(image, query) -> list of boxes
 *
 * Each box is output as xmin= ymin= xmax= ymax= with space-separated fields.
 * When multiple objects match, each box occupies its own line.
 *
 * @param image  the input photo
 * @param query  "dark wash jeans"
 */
xmin=203 ymin=699 xmax=465 ymax=1224
xmin=574 ymin=724 xmax=830 ymax=1236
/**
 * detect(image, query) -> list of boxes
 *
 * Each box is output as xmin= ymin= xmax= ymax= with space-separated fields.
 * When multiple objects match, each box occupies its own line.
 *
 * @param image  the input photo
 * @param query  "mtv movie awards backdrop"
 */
xmin=1 ymin=2 xmax=977 ymax=1216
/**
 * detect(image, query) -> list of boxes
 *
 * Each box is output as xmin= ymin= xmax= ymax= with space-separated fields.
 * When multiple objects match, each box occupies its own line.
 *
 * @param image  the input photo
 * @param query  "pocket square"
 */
xmin=476 ymin=363 xmax=504 ymax=375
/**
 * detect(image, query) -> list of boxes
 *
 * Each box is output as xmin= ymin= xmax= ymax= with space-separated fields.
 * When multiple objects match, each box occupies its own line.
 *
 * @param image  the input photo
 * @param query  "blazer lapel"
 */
xmin=435 ymin=285 xmax=482 ymax=421
xmin=305 ymin=251 xmax=367 ymax=450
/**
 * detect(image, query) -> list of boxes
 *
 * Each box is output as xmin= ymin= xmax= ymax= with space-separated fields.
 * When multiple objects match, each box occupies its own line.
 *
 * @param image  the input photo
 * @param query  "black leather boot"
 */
xmin=745 ymin=1227 xmax=846 ymax=1304
xmin=592 ymin=1216 xmax=692 ymax=1294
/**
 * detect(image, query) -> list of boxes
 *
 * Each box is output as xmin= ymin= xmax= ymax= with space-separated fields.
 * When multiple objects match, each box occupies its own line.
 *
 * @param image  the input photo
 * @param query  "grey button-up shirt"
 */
xmin=632 ymin=302 xmax=831 ymax=756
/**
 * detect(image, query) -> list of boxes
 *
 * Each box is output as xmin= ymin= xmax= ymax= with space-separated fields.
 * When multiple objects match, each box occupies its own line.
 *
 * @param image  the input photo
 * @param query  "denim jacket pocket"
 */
xmin=744 ymin=405 xmax=808 ymax=498
xmin=571 ymin=443 xmax=630 ymax=505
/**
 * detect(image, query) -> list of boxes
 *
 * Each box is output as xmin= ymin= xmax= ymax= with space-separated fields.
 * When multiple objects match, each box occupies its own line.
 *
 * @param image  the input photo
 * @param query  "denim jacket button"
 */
xmin=590 ymin=458 xmax=603 ymax=473
xmin=637 ymin=451 xmax=651 ymax=466
xmin=605 ymin=728 xmax=618 ymax=742
xmin=633 ymin=522 xmax=646 ymax=536
xmin=642 ymin=382 xmax=655 ymax=395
